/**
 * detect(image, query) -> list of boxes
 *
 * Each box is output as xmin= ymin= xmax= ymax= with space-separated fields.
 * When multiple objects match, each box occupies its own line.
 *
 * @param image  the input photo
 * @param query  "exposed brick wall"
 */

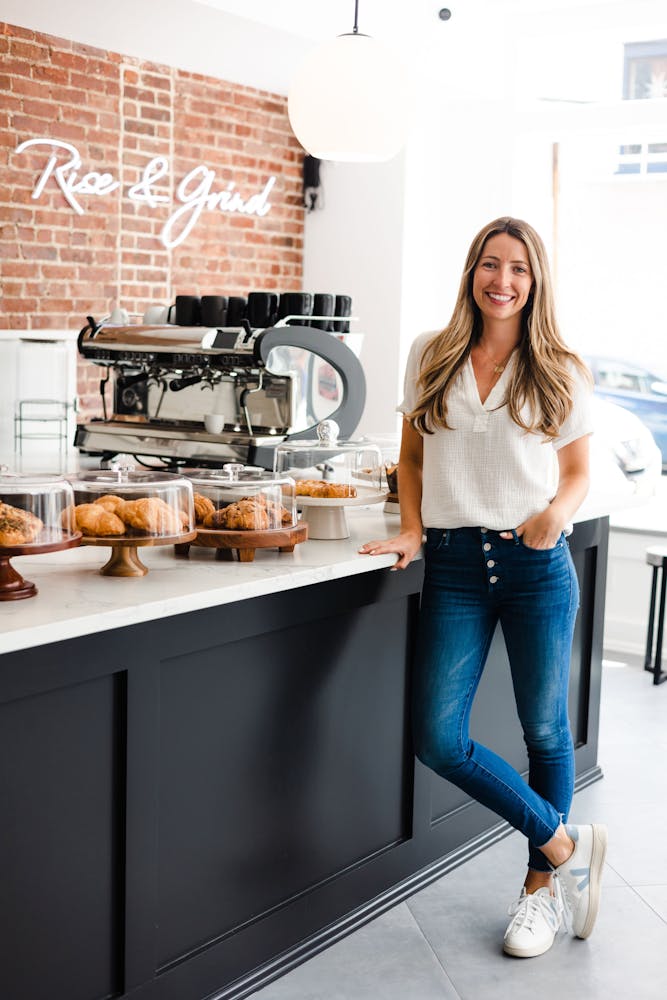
xmin=0 ymin=22 xmax=304 ymax=418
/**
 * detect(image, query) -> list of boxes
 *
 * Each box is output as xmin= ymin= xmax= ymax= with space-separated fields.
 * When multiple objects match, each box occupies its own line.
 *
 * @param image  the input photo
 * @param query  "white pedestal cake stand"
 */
xmin=297 ymin=487 xmax=386 ymax=540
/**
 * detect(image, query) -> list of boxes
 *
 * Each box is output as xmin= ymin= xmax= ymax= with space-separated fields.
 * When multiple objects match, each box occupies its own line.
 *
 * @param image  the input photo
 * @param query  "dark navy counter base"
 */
xmin=0 ymin=518 xmax=608 ymax=1000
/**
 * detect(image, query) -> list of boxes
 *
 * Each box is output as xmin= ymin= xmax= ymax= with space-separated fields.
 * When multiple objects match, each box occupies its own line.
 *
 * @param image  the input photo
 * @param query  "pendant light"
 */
xmin=287 ymin=0 xmax=412 ymax=163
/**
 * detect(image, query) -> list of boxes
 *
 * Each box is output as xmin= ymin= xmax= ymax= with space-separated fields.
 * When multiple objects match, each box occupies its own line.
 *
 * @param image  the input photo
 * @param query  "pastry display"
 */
xmin=274 ymin=421 xmax=384 ymax=539
xmin=0 ymin=474 xmax=80 ymax=600
xmin=0 ymin=501 xmax=44 ymax=546
xmin=65 ymin=470 xmax=195 ymax=577
xmin=295 ymin=480 xmax=357 ymax=499
xmin=179 ymin=466 xmax=303 ymax=562
xmin=67 ymin=470 xmax=195 ymax=540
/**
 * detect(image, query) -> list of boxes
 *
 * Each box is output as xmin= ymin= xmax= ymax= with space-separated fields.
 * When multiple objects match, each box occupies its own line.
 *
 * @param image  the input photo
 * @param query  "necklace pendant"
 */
xmin=494 ymin=364 xmax=504 ymax=374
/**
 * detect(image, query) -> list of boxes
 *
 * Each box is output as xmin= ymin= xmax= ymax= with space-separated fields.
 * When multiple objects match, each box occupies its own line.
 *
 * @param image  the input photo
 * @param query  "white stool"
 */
xmin=644 ymin=546 xmax=667 ymax=686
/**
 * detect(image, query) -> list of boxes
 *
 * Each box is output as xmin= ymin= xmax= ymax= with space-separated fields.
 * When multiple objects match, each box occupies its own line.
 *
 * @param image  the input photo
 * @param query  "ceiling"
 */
xmin=193 ymin=0 xmax=618 ymax=43
xmin=194 ymin=1 xmax=457 ymax=41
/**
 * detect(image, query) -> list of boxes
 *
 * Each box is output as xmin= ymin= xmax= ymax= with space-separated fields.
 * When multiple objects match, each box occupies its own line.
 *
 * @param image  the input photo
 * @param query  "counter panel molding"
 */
xmin=0 ymin=518 xmax=607 ymax=1000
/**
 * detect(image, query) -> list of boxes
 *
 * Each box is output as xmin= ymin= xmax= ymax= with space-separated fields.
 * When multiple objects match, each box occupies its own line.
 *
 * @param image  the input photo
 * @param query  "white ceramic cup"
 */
xmin=204 ymin=414 xmax=225 ymax=434
xmin=143 ymin=304 xmax=170 ymax=325
xmin=109 ymin=305 xmax=130 ymax=325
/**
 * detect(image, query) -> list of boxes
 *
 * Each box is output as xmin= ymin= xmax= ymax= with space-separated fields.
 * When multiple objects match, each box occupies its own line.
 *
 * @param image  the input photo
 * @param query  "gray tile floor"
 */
xmin=253 ymin=656 xmax=667 ymax=999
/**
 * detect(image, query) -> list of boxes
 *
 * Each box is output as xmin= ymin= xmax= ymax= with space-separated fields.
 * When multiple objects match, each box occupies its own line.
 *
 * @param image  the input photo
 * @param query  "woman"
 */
xmin=360 ymin=217 xmax=607 ymax=959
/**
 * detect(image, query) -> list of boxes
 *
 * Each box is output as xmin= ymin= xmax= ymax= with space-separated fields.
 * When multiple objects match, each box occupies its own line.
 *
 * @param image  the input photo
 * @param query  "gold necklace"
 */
xmin=477 ymin=340 xmax=514 ymax=374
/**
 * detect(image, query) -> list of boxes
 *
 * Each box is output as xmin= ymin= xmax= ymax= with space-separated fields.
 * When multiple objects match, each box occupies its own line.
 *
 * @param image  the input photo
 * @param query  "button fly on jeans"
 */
xmin=487 ymin=559 xmax=495 ymax=567
xmin=489 ymin=575 xmax=499 ymax=583
xmin=483 ymin=542 xmax=491 ymax=552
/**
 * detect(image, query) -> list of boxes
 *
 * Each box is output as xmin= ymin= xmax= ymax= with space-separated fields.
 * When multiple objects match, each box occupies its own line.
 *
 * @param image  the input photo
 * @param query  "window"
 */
xmin=616 ymin=139 xmax=667 ymax=175
xmin=615 ymin=42 xmax=667 ymax=176
xmin=623 ymin=40 xmax=667 ymax=100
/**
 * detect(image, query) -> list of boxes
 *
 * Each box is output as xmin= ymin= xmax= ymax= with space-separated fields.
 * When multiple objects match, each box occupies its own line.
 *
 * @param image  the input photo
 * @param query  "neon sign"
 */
xmin=15 ymin=138 xmax=276 ymax=249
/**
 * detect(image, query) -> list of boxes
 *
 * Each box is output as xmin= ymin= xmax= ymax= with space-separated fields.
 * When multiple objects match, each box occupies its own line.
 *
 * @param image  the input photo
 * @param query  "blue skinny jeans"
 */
xmin=412 ymin=526 xmax=579 ymax=872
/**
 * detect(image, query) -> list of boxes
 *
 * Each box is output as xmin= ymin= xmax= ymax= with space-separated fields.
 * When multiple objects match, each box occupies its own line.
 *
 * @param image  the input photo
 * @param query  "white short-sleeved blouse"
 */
xmin=398 ymin=331 xmax=594 ymax=531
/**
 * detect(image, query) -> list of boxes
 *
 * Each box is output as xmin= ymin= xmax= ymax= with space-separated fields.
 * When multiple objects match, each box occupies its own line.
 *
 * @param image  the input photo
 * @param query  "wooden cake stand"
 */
xmin=0 ymin=532 xmax=82 ymax=600
xmin=81 ymin=530 xmax=197 ymax=577
xmin=175 ymin=523 xmax=308 ymax=563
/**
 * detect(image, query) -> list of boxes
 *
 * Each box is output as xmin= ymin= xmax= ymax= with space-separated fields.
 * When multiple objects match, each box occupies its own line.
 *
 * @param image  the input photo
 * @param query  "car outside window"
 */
xmin=597 ymin=365 xmax=647 ymax=393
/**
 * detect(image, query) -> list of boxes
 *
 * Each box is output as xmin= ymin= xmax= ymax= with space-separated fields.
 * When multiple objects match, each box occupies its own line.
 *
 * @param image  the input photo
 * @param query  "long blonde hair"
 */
xmin=408 ymin=217 xmax=591 ymax=438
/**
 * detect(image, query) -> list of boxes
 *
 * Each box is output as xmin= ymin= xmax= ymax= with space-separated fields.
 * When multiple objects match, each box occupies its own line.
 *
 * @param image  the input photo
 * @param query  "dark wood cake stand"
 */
xmin=175 ymin=523 xmax=308 ymax=563
xmin=0 ymin=533 xmax=82 ymax=600
xmin=82 ymin=531 xmax=197 ymax=577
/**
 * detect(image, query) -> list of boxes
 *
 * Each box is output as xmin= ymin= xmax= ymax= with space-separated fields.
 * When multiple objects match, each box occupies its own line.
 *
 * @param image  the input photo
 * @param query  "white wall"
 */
xmin=302 ymin=155 xmax=407 ymax=438
xmin=0 ymin=0 xmax=304 ymax=93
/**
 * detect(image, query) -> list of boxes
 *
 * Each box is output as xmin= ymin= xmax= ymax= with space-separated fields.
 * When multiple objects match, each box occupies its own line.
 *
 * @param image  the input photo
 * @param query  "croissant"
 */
xmin=193 ymin=493 xmax=215 ymax=524
xmin=74 ymin=503 xmax=126 ymax=537
xmin=94 ymin=494 xmax=126 ymax=515
xmin=0 ymin=501 xmax=44 ymax=545
xmin=295 ymin=480 xmax=356 ymax=499
xmin=120 ymin=496 xmax=183 ymax=535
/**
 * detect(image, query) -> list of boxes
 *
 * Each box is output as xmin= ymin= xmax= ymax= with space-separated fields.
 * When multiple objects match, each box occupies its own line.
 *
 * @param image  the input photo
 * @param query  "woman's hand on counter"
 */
xmin=358 ymin=530 xmax=423 ymax=571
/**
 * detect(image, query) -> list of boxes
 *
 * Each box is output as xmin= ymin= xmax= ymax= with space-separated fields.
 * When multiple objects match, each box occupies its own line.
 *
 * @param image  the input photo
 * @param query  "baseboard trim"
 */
xmin=211 ymin=767 xmax=605 ymax=1000
xmin=574 ymin=764 xmax=604 ymax=791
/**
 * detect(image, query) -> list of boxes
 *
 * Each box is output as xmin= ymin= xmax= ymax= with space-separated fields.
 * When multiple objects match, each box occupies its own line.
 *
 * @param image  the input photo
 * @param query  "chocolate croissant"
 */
xmin=204 ymin=495 xmax=291 ymax=531
xmin=204 ymin=499 xmax=270 ymax=531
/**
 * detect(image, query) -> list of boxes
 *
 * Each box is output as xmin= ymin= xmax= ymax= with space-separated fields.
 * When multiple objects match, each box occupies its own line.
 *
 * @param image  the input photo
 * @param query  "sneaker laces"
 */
xmin=552 ymin=873 xmax=573 ymax=934
xmin=506 ymin=889 xmax=564 ymax=938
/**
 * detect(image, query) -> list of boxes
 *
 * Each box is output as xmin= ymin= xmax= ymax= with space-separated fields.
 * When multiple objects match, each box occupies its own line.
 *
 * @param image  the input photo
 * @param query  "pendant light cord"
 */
xmin=352 ymin=0 xmax=359 ymax=33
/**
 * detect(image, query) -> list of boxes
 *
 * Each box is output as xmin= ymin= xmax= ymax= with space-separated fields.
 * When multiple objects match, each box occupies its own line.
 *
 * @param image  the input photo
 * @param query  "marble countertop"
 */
xmin=0 ymin=491 xmax=645 ymax=656
xmin=0 ymin=507 xmax=401 ymax=656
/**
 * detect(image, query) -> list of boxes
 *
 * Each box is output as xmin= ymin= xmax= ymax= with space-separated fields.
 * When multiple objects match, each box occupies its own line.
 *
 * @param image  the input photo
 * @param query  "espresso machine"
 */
xmin=74 ymin=292 xmax=366 ymax=470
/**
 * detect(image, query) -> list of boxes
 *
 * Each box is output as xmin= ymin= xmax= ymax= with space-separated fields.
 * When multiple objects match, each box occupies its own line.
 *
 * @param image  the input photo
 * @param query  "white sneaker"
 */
xmin=503 ymin=886 xmax=563 ymax=958
xmin=555 ymin=823 xmax=608 ymax=939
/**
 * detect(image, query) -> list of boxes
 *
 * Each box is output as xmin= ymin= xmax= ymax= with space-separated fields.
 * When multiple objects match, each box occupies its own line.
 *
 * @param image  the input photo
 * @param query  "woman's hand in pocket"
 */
xmin=499 ymin=509 xmax=563 ymax=550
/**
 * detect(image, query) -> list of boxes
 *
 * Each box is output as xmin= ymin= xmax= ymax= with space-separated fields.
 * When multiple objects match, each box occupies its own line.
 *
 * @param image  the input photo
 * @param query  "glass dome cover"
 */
xmin=0 ymin=473 xmax=78 ymax=548
xmin=67 ymin=467 xmax=194 ymax=538
xmin=184 ymin=463 xmax=297 ymax=531
xmin=274 ymin=420 xmax=383 ymax=496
